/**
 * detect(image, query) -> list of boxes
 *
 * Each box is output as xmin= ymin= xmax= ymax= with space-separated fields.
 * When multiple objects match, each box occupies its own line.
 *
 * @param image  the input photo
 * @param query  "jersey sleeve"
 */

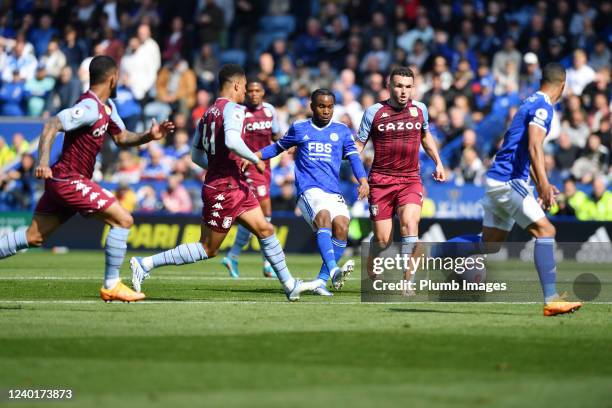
xmin=276 ymin=123 xmax=300 ymax=150
xmin=107 ymin=99 xmax=126 ymax=136
xmin=528 ymin=103 xmax=554 ymax=134
xmin=413 ymin=100 xmax=429 ymax=131
xmin=222 ymin=102 xmax=246 ymax=137
xmin=57 ymin=99 xmax=99 ymax=131
xmin=357 ymin=103 xmax=382 ymax=143
xmin=342 ymin=127 xmax=359 ymax=159
xmin=264 ymin=103 xmax=280 ymax=134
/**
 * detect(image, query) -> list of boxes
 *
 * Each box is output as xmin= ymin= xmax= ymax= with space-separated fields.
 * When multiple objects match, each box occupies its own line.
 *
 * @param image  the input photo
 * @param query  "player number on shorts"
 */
xmin=202 ymin=122 xmax=216 ymax=156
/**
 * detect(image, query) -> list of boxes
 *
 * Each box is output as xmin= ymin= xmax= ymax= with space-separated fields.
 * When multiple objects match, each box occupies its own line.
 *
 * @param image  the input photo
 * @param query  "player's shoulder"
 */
xmin=291 ymin=118 xmax=310 ymax=130
xmin=329 ymin=121 xmax=352 ymax=135
xmin=261 ymin=102 xmax=277 ymax=113
xmin=525 ymin=92 xmax=552 ymax=108
xmin=365 ymin=102 xmax=385 ymax=118
xmin=411 ymin=99 xmax=428 ymax=113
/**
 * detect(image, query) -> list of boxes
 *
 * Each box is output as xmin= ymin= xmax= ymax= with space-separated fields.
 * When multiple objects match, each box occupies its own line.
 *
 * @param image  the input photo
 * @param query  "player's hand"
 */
xmin=149 ymin=119 xmax=176 ymax=141
xmin=432 ymin=163 xmax=446 ymax=182
xmin=539 ymin=183 xmax=559 ymax=211
xmin=255 ymin=160 xmax=266 ymax=174
xmin=240 ymin=159 xmax=250 ymax=173
xmin=287 ymin=146 xmax=297 ymax=155
xmin=35 ymin=165 xmax=53 ymax=179
xmin=357 ymin=178 xmax=369 ymax=200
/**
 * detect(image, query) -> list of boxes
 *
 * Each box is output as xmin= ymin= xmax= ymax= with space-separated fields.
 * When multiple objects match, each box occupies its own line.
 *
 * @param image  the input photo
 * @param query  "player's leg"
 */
xmin=259 ymin=197 xmax=275 ymax=277
xmin=367 ymin=218 xmax=394 ymax=279
xmin=0 ymin=213 xmax=63 ymax=259
xmin=397 ymin=202 xmax=422 ymax=284
xmin=316 ymin=215 xmax=349 ymax=283
xmin=238 ymin=206 xmax=316 ymax=301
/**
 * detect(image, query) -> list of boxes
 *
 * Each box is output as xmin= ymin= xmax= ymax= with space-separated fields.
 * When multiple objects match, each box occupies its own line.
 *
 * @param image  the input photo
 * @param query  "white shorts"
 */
xmin=481 ymin=177 xmax=546 ymax=231
xmin=297 ymin=187 xmax=350 ymax=231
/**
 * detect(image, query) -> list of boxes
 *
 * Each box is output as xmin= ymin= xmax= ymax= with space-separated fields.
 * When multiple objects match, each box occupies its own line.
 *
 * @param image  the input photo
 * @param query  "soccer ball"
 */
xmin=457 ymin=255 xmax=487 ymax=283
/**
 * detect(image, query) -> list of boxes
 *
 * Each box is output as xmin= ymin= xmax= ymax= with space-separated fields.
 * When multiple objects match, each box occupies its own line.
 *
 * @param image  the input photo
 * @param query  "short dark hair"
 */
xmin=218 ymin=64 xmax=245 ymax=88
xmin=311 ymin=88 xmax=335 ymax=104
xmin=542 ymin=62 xmax=566 ymax=85
xmin=389 ymin=66 xmax=414 ymax=81
xmin=89 ymin=55 xmax=117 ymax=85
xmin=246 ymin=76 xmax=264 ymax=86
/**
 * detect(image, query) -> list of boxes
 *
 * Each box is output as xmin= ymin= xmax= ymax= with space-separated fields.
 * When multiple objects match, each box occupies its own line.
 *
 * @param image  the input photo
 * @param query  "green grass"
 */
xmin=0 ymin=251 xmax=610 ymax=408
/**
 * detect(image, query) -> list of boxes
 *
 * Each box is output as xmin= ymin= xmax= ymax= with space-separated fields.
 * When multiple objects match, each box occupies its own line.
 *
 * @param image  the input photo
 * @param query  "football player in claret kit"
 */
xmin=251 ymin=89 xmax=369 ymax=295
xmin=356 ymin=67 xmax=445 ymax=282
xmin=0 ymin=55 xmax=176 ymax=302
xmin=222 ymin=77 xmax=281 ymax=278
xmin=431 ymin=63 xmax=582 ymax=316
xmin=130 ymin=64 xmax=317 ymax=301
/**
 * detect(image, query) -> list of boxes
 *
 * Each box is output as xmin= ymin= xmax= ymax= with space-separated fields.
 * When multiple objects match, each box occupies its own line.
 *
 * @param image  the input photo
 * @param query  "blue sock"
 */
xmin=147 ymin=242 xmax=208 ymax=270
xmin=260 ymin=234 xmax=294 ymax=290
xmin=431 ymin=234 xmax=483 ymax=258
xmin=104 ymin=227 xmax=130 ymax=288
xmin=317 ymin=238 xmax=347 ymax=282
xmin=228 ymin=224 xmax=251 ymax=260
xmin=534 ymin=237 xmax=558 ymax=301
xmin=317 ymin=228 xmax=337 ymax=275
xmin=0 ymin=229 xmax=29 ymax=259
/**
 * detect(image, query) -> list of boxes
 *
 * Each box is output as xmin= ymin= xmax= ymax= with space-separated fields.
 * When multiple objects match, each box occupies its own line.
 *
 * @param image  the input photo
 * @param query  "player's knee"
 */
xmin=333 ymin=220 xmax=349 ymax=240
xmin=537 ymin=223 xmax=556 ymax=238
xmin=254 ymin=222 xmax=274 ymax=239
xmin=117 ymin=213 xmax=133 ymax=229
xmin=201 ymin=241 xmax=219 ymax=258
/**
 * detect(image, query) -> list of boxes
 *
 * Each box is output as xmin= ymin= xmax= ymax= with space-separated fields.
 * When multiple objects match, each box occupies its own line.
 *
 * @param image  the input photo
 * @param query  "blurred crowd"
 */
xmin=0 ymin=0 xmax=610 ymax=220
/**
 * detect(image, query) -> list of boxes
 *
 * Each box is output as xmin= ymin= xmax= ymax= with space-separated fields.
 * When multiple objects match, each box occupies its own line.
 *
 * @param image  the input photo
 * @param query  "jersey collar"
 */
xmin=536 ymin=91 xmax=552 ymax=105
xmin=309 ymin=119 xmax=333 ymax=131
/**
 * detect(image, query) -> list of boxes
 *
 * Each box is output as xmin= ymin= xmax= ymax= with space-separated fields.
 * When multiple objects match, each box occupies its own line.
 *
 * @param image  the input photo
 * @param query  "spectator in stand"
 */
xmin=294 ymin=17 xmax=322 ymax=67
xmin=115 ymin=182 xmax=137 ymax=213
xmin=114 ymin=74 xmax=142 ymax=131
xmin=120 ymin=24 xmax=161 ymax=101
xmin=551 ymin=177 xmax=589 ymax=218
xmin=271 ymin=180 xmax=297 ymax=213
xmin=111 ymin=150 xmax=141 ymax=185
xmin=0 ymin=70 xmax=27 ymax=116
xmin=45 ymin=65 xmax=81 ymax=115
xmin=562 ymin=109 xmax=591 ymax=149
xmin=136 ymin=185 xmax=161 ymax=212
xmin=0 ymin=136 xmax=15 ymax=167
xmin=190 ymin=89 xmax=211 ymax=128
xmin=566 ymin=49 xmax=596 ymax=96
xmin=162 ymin=16 xmax=185 ymax=62
xmin=589 ymin=39 xmax=611 ymax=71
xmin=398 ymin=15 xmax=434 ymax=54
xmin=554 ymin=132 xmax=581 ymax=174
xmin=141 ymin=146 xmax=171 ymax=181
xmin=39 ymin=38 xmax=66 ymax=78
xmin=192 ymin=43 xmax=219 ymax=91
xmin=60 ymin=25 xmax=88 ymax=71
xmin=519 ymin=52 xmax=541 ymax=100
xmin=2 ymin=39 xmax=37 ymax=82
xmin=585 ymin=177 xmax=612 ymax=221
xmin=161 ymin=174 xmax=193 ymax=214
xmin=25 ymin=64 xmax=55 ymax=116
xmin=0 ymin=153 xmax=36 ymax=210
xmin=196 ymin=0 xmax=224 ymax=46
xmin=571 ymin=134 xmax=610 ymax=183
xmin=29 ymin=13 xmax=58 ymax=57
xmin=145 ymin=56 xmax=196 ymax=123
xmin=165 ymin=129 xmax=191 ymax=159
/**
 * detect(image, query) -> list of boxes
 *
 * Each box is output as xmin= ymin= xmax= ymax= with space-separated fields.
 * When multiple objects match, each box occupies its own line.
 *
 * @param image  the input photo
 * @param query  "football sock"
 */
xmin=104 ymin=227 xmax=129 ymax=289
xmin=534 ymin=237 xmax=558 ymax=302
xmin=317 ymin=228 xmax=338 ymax=278
xmin=0 ymin=229 xmax=28 ymax=259
xmin=260 ymin=234 xmax=295 ymax=291
xmin=317 ymin=238 xmax=347 ymax=283
xmin=143 ymin=242 xmax=208 ymax=272
xmin=431 ymin=234 xmax=483 ymax=258
xmin=401 ymin=235 xmax=418 ymax=283
xmin=261 ymin=217 xmax=272 ymax=269
xmin=228 ymin=224 xmax=251 ymax=260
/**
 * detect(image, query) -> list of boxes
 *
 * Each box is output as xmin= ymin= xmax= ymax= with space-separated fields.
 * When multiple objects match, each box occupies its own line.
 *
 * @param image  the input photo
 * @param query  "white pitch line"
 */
xmin=0 ymin=300 xmax=609 ymax=305
xmin=0 ymin=276 xmax=281 ymax=281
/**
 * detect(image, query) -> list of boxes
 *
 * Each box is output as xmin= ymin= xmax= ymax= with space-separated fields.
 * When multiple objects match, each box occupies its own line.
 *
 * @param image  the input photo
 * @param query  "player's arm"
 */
xmin=268 ymin=103 xmax=282 ymax=141
xmin=344 ymin=131 xmax=369 ymax=199
xmin=35 ymin=116 xmax=64 ymax=179
xmin=421 ymin=130 xmax=445 ymax=182
xmin=356 ymin=105 xmax=377 ymax=153
xmin=190 ymin=119 xmax=208 ymax=170
xmin=528 ymin=123 xmax=558 ymax=210
xmin=112 ymin=119 xmax=175 ymax=147
xmin=258 ymin=124 xmax=299 ymax=160
xmin=224 ymin=103 xmax=264 ymax=172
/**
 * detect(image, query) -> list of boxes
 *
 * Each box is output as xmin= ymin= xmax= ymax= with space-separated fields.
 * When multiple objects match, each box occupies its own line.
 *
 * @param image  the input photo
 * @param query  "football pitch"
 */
xmin=0 ymin=251 xmax=610 ymax=407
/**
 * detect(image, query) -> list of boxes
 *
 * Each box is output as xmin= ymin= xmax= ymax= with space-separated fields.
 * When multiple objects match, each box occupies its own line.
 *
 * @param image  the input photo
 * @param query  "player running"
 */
xmin=431 ymin=63 xmax=582 ymax=316
xmin=249 ymin=89 xmax=369 ymax=296
xmin=130 ymin=64 xmax=315 ymax=301
xmin=0 ymin=55 xmax=175 ymax=302
xmin=222 ymin=77 xmax=280 ymax=279
xmin=356 ymin=67 xmax=445 ymax=281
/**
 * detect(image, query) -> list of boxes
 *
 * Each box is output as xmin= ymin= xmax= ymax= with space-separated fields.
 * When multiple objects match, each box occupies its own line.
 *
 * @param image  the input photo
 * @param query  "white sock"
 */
xmin=142 ymin=256 xmax=154 ymax=271
xmin=104 ymin=277 xmax=120 ymax=289
xmin=315 ymin=278 xmax=326 ymax=287
xmin=283 ymin=277 xmax=296 ymax=292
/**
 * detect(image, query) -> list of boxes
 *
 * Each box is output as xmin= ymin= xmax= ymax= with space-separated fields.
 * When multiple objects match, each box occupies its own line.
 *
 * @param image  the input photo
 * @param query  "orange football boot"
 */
xmin=100 ymin=281 xmax=146 ymax=303
xmin=543 ymin=293 xmax=582 ymax=316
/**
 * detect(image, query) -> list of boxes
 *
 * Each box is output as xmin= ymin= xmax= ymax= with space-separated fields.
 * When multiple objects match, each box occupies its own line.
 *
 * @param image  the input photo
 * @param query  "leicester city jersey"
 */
xmin=488 ymin=91 xmax=554 ymax=182
xmin=275 ymin=119 xmax=359 ymax=196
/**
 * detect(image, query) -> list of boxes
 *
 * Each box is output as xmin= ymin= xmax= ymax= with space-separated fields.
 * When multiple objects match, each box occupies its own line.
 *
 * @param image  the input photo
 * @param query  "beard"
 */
xmin=110 ymin=84 xmax=117 ymax=99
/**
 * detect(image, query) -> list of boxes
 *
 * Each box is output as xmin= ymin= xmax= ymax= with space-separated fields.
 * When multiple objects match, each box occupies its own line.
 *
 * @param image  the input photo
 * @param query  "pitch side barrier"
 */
xmin=3 ymin=213 xmax=602 ymax=252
